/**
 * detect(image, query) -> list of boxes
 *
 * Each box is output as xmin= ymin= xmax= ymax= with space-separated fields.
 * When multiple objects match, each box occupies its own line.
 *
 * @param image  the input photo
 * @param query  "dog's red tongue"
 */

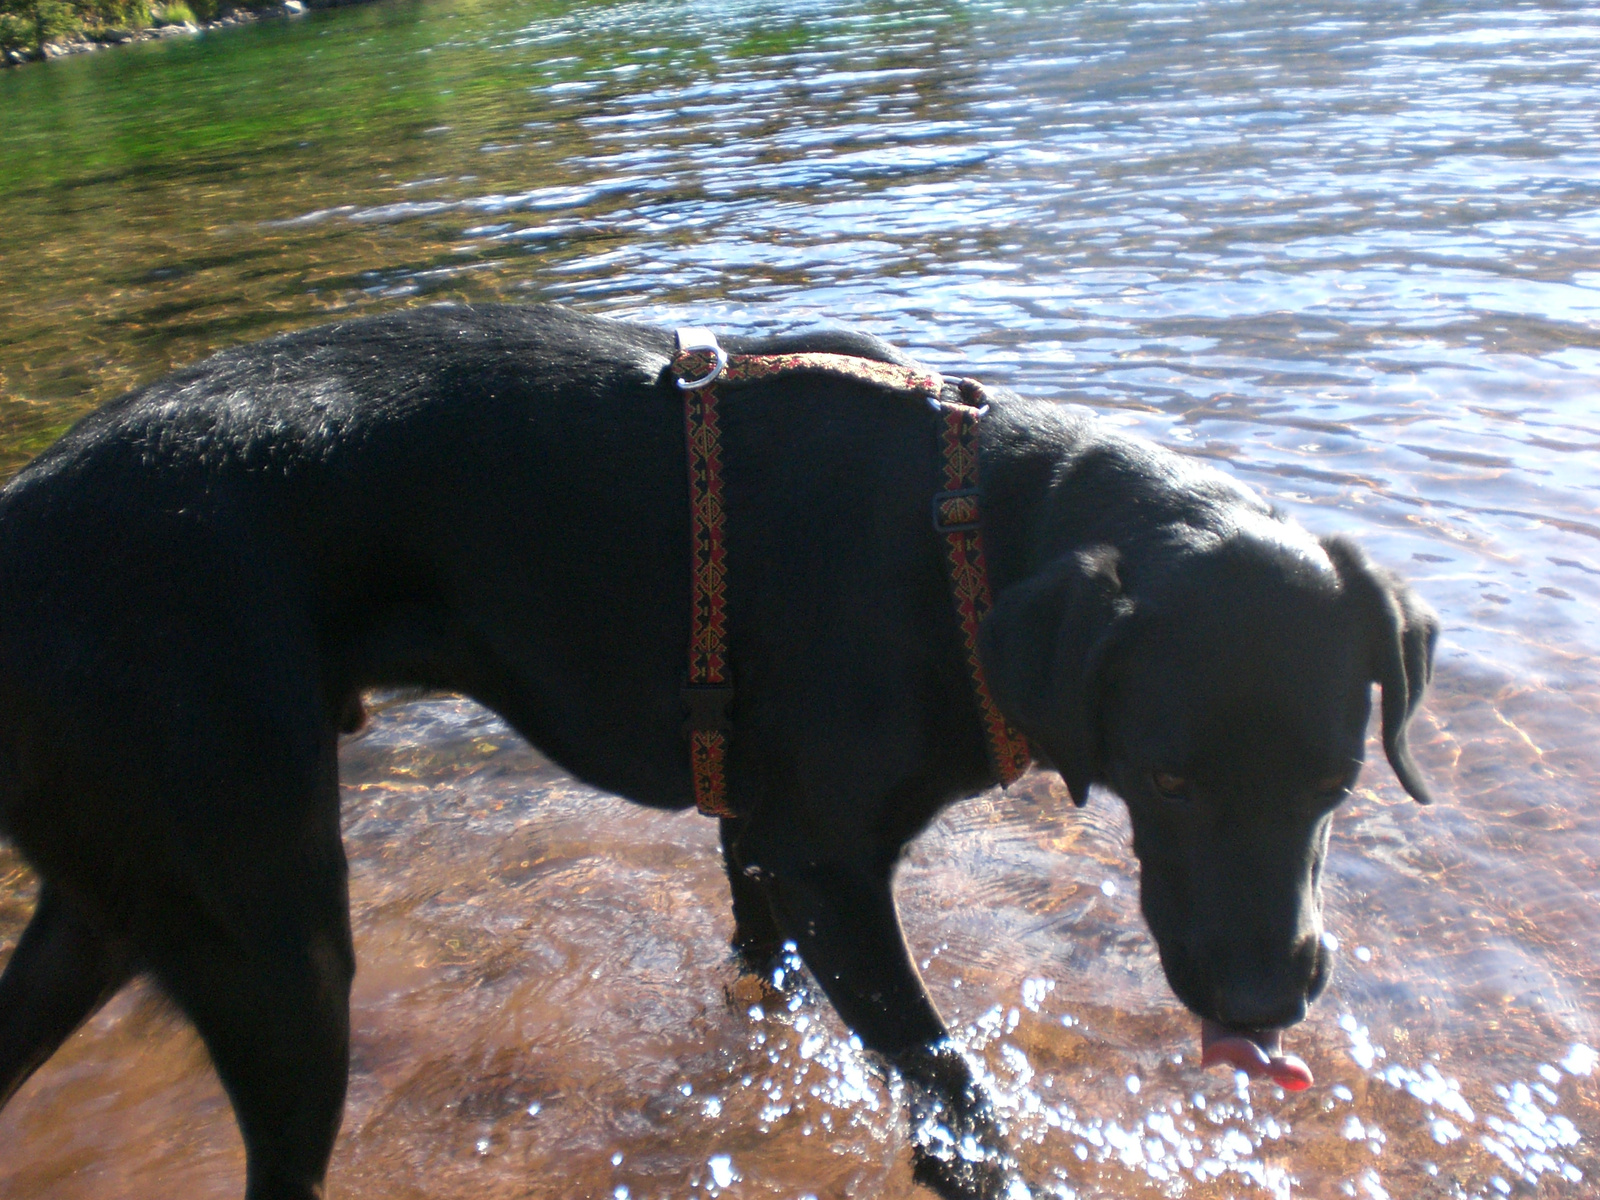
xmin=1200 ymin=1019 xmax=1313 ymax=1091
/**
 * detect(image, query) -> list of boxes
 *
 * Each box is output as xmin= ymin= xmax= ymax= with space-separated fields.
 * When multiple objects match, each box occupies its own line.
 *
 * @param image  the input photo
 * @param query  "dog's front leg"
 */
xmin=734 ymin=823 xmax=1030 ymax=1200
xmin=718 ymin=816 xmax=788 ymax=973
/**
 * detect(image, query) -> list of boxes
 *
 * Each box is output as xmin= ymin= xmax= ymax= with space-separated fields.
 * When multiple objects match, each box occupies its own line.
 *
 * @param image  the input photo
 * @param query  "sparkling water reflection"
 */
xmin=1 ymin=0 xmax=1599 ymax=1195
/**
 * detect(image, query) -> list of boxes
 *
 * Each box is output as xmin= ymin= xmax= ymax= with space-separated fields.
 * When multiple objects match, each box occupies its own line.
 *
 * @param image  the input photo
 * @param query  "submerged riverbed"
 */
xmin=2 ymin=0 xmax=1600 ymax=1196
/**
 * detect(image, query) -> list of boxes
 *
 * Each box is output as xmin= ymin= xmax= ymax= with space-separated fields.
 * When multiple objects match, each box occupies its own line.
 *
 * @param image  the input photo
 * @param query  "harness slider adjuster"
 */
xmin=933 ymin=488 xmax=983 ymax=534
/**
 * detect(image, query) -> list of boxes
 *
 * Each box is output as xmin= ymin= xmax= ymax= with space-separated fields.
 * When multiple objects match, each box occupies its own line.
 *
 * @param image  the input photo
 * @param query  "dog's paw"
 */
xmin=910 ymin=1143 xmax=1032 ymax=1200
xmin=724 ymin=971 xmax=784 ymax=1011
xmin=729 ymin=932 xmax=788 ymax=978
xmin=724 ymin=940 xmax=805 ymax=1010
xmin=897 ymin=1045 xmax=1033 ymax=1200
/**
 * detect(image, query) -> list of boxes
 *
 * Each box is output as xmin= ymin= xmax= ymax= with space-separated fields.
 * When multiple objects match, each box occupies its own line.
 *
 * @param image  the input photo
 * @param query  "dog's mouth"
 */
xmin=1199 ymin=1019 xmax=1313 ymax=1090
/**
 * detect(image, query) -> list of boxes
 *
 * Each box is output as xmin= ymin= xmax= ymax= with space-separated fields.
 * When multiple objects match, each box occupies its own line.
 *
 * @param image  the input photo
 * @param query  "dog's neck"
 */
xmin=974 ymin=395 xmax=1078 ymax=594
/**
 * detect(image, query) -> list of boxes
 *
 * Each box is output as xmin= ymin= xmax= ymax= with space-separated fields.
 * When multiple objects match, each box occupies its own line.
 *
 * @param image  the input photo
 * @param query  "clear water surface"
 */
xmin=1 ymin=0 xmax=1599 ymax=1196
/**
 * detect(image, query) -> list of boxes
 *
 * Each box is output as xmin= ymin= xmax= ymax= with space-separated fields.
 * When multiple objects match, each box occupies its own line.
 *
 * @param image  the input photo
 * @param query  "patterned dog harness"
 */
xmin=672 ymin=328 xmax=1032 ymax=818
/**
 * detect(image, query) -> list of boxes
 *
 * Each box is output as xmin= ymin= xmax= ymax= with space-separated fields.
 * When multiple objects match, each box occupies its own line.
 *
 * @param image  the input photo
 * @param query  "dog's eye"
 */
xmin=1313 ymin=774 xmax=1350 ymax=800
xmin=1151 ymin=771 xmax=1188 ymax=799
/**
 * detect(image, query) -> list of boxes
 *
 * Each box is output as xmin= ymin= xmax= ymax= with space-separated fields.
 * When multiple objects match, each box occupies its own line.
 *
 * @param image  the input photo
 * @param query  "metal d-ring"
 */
xmin=674 ymin=327 xmax=728 ymax=390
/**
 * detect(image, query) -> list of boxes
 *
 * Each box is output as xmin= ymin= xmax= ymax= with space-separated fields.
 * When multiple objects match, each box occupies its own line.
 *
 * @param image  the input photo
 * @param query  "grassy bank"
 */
xmin=0 ymin=0 xmax=296 ymax=61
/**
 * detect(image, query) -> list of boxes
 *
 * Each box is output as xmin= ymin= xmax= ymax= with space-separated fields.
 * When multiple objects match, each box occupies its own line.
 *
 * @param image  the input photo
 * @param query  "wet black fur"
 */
xmin=0 ymin=304 xmax=1436 ymax=1200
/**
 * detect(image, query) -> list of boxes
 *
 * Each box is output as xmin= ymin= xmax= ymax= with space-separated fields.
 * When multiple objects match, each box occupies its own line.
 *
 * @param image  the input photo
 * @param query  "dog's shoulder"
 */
xmin=720 ymin=326 xmax=919 ymax=367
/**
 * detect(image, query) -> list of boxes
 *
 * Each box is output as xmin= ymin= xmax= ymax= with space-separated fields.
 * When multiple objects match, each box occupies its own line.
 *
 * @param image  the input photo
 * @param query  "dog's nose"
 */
xmin=1212 ymin=983 xmax=1308 ymax=1032
xmin=1206 ymin=932 xmax=1323 ymax=1031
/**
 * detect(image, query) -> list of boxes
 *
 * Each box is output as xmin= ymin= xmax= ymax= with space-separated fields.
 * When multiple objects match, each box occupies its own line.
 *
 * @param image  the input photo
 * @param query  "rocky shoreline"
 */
xmin=4 ymin=0 xmax=308 ymax=66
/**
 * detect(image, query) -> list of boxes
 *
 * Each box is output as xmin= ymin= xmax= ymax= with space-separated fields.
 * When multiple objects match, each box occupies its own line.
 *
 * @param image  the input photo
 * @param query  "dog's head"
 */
xmin=981 ymin=519 xmax=1437 ymax=1040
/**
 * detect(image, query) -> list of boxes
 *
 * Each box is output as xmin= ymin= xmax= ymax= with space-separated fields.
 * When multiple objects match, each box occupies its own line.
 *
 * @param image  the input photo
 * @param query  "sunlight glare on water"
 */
xmin=1 ymin=0 xmax=1599 ymax=1195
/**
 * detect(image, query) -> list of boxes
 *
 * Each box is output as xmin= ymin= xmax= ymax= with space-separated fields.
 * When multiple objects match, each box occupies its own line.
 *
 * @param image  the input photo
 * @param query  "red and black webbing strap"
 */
xmin=671 ymin=329 xmax=1032 ymax=816
xmin=930 ymin=378 xmax=1034 ymax=786
xmin=676 ymin=329 xmax=737 ymax=817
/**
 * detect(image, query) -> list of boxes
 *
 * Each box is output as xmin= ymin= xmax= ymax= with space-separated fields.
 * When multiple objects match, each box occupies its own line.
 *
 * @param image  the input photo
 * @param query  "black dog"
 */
xmin=0 ymin=305 xmax=1435 ymax=1200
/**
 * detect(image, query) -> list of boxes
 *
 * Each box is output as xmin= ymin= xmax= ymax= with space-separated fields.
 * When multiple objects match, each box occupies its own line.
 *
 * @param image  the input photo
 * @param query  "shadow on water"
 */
xmin=2 ymin=0 xmax=1600 ymax=1195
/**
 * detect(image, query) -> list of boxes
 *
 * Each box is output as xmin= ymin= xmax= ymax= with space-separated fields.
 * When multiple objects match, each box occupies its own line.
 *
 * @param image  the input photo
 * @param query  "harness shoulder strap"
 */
xmin=676 ymin=329 xmax=737 ymax=818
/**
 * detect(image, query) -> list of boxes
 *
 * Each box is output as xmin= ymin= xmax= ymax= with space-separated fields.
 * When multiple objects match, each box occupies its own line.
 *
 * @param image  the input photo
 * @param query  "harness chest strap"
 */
xmin=931 ymin=380 xmax=1035 ymax=785
xmin=672 ymin=328 xmax=1032 ymax=818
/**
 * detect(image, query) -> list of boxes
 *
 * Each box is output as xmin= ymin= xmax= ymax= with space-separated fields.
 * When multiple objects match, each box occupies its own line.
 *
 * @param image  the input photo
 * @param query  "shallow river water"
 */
xmin=2 ymin=0 xmax=1600 ymax=1197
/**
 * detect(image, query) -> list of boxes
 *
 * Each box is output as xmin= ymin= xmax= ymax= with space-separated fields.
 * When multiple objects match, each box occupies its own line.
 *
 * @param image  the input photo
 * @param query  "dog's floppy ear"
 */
xmin=1322 ymin=535 xmax=1440 ymax=804
xmin=979 ymin=546 xmax=1130 ymax=807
